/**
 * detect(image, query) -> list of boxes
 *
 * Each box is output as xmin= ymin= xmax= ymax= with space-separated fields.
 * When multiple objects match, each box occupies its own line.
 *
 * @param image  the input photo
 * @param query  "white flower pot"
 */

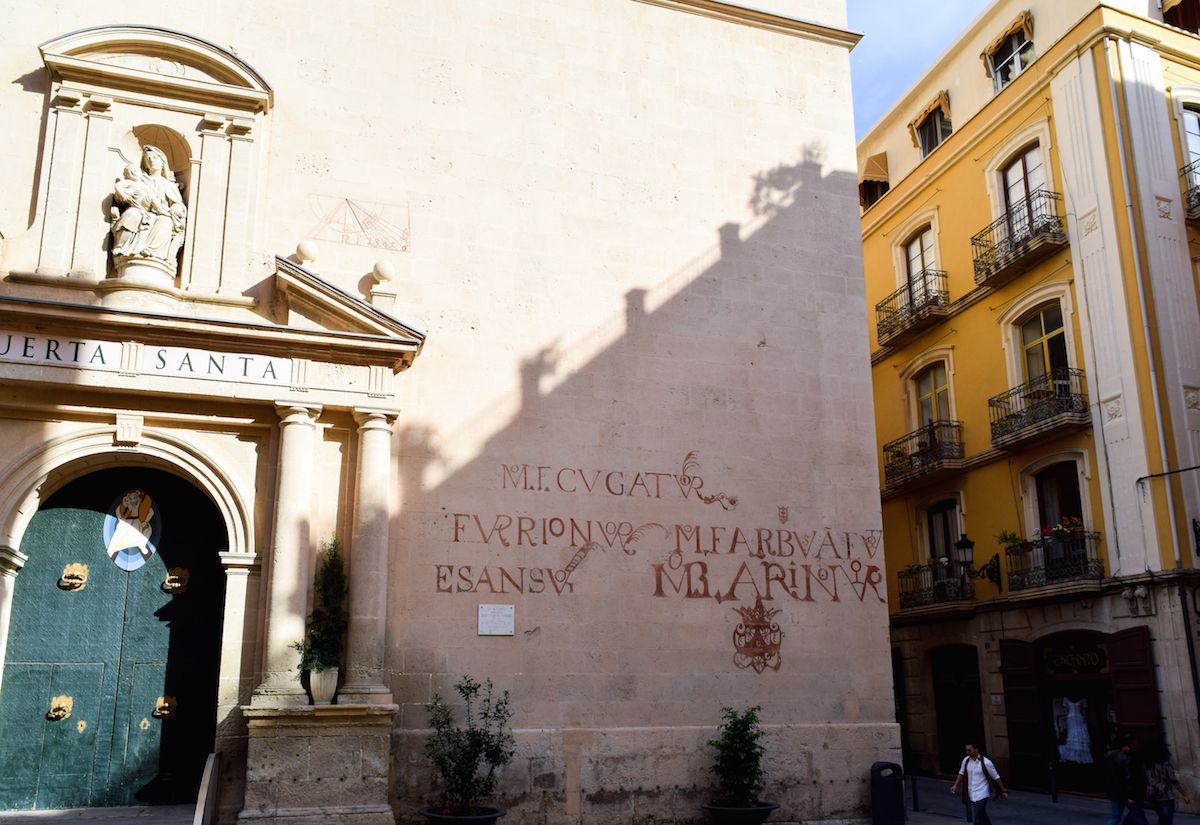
xmin=310 ymin=668 xmax=339 ymax=705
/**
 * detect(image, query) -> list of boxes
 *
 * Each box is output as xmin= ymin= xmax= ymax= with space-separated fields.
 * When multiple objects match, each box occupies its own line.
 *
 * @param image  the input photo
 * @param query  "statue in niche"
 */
xmin=110 ymin=144 xmax=187 ymax=272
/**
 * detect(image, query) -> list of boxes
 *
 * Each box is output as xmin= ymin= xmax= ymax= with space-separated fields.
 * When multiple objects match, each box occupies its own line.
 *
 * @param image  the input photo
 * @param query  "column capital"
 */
xmin=275 ymin=402 xmax=322 ymax=427
xmin=352 ymin=408 xmax=399 ymax=432
xmin=0 ymin=545 xmax=27 ymax=578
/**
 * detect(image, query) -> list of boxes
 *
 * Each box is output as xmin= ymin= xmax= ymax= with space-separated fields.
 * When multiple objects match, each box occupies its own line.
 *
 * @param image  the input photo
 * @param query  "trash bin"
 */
xmin=869 ymin=761 xmax=905 ymax=825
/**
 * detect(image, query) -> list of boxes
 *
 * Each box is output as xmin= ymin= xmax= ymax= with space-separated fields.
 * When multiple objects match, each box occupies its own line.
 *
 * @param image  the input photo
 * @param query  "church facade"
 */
xmin=0 ymin=3 xmax=895 ymax=823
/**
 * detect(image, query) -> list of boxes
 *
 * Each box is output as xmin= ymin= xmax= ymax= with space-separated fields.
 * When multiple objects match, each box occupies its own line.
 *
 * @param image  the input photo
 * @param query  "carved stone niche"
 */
xmin=10 ymin=26 xmax=272 ymax=311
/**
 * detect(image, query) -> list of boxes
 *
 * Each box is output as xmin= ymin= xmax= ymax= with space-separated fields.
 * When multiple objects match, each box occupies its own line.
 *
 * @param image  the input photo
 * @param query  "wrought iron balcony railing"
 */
xmin=1182 ymin=157 xmax=1200 ymax=221
xmin=897 ymin=558 xmax=974 ymax=609
xmin=988 ymin=368 xmax=1090 ymax=447
xmin=882 ymin=420 xmax=964 ymax=488
xmin=971 ymin=189 xmax=1067 ymax=286
xmin=875 ymin=268 xmax=950 ymax=346
xmin=1005 ymin=531 xmax=1103 ymax=592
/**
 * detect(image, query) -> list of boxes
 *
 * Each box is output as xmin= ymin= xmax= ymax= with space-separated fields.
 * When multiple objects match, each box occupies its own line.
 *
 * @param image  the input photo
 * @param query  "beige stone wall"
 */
xmin=0 ymin=1 xmax=897 ymax=821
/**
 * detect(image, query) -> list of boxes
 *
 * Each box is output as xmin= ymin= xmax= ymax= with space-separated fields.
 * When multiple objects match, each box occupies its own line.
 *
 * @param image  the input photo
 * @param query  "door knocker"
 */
xmin=46 ymin=695 xmax=73 ymax=721
xmin=161 ymin=567 xmax=189 ymax=595
xmin=151 ymin=695 xmax=177 ymax=720
xmin=57 ymin=563 xmax=89 ymax=591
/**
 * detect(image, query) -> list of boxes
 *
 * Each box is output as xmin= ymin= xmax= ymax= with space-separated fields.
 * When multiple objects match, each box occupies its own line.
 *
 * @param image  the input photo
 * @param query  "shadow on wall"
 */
xmin=381 ymin=144 xmax=888 ymax=821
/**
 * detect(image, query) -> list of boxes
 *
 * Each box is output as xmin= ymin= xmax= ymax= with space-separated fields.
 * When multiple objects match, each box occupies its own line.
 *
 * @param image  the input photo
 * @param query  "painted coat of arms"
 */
xmin=732 ymin=596 xmax=784 ymax=673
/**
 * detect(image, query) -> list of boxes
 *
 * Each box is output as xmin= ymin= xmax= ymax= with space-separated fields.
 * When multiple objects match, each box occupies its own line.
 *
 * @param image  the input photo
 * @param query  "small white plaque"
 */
xmin=477 ymin=604 xmax=515 ymax=636
xmin=991 ymin=694 xmax=1002 ymax=706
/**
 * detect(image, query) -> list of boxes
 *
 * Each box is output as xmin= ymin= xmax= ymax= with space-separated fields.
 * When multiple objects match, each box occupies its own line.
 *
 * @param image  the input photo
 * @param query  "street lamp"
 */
xmin=954 ymin=533 xmax=1002 ymax=590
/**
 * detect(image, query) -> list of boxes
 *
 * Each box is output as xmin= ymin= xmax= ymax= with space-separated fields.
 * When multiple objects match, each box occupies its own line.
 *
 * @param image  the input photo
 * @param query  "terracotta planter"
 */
xmin=309 ymin=667 xmax=338 ymax=705
xmin=419 ymin=805 xmax=506 ymax=825
xmin=701 ymin=801 xmax=779 ymax=825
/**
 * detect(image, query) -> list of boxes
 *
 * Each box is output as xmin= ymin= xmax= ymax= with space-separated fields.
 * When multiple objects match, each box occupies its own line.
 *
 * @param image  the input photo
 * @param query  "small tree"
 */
xmin=709 ymin=706 xmax=766 ymax=806
xmin=425 ymin=676 xmax=515 ymax=813
xmin=291 ymin=537 xmax=347 ymax=673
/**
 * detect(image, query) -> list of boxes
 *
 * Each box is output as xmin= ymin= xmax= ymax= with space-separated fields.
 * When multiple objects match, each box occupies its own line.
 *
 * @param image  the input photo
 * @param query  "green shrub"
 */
xmin=709 ymin=705 xmax=766 ymax=806
xmin=425 ymin=676 xmax=515 ymax=812
xmin=291 ymin=537 xmax=347 ymax=673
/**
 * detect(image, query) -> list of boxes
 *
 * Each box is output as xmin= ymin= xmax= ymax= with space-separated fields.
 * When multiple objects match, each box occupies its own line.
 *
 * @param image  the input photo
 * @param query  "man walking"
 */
xmin=1105 ymin=734 xmax=1149 ymax=825
xmin=951 ymin=741 xmax=1008 ymax=825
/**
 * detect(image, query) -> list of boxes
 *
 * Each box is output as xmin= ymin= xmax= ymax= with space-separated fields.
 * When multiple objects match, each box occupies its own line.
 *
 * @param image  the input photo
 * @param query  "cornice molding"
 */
xmin=632 ymin=0 xmax=861 ymax=49
xmin=0 ymin=294 xmax=422 ymax=372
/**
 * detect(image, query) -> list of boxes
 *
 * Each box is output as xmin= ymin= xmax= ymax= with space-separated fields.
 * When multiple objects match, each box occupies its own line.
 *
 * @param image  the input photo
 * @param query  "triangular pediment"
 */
xmin=274 ymin=256 xmax=427 ymax=348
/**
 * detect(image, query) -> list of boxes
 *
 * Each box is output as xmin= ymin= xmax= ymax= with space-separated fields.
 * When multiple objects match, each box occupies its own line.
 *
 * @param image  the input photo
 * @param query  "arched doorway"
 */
xmin=931 ymin=644 xmax=985 ymax=774
xmin=0 ymin=467 xmax=227 ymax=809
xmin=1000 ymin=627 xmax=1160 ymax=793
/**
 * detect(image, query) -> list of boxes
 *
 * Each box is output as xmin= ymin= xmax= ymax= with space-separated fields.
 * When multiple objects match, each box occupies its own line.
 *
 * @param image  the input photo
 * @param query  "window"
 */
xmin=1184 ymin=107 xmax=1200 ymax=164
xmin=1003 ymin=144 xmax=1046 ymax=209
xmin=1034 ymin=461 xmax=1083 ymax=531
xmin=915 ymin=362 xmax=950 ymax=426
xmin=860 ymin=179 xmax=890 ymax=209
xmin=1001 ymin=143 xmax=1047 ymax=242
xmin=905 ymin=226 xmax=935 ymax=277
xmin=926 ymin=499 xmax=959 ymax=561
xmin=859 ymin=151 xmax=890 ymax=210
xmin=1019 ymin=303 xmax=1068 ymax=381
xmin=990 ymin=30 xmax=1034 ymax=92
xmin=908 ymin=92 xmax=952 ymax=159
xmin=916 ymin=108 xmax=952 ymax=157
xmin=982 ymin=12 xmax=1035 ymax=92
xmin=1165 ymin=0 xmax=1200 ymax=35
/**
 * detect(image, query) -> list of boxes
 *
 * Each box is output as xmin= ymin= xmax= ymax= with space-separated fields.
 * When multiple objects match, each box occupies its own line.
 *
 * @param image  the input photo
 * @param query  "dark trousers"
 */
xmin=1109 ymin=799 xmax=1149 ymax=825
xmin=970 ymin=798 xmax=993 ymax=825
xmin=1152 ymin=800 xmax=1176 ymax=825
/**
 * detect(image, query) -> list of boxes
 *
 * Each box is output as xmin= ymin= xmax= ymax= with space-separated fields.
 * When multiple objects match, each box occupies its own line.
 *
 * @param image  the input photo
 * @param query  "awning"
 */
xmin=1164 ymin=0 xmax=1182 ymax=12
xmin=860 ymin=152 xmax=888 ymax=183
xmin=981 ymin=10 xmax=1034 ymax=77
xmin=906 ymin=90 xmax=951 ymax=148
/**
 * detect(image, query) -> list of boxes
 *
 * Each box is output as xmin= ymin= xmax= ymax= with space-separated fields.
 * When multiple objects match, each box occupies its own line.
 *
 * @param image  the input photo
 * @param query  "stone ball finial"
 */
xmin=372 ymin=260 xmax=396 ymax=283
xmin=296 ymin=240 xmax=320 ymax=265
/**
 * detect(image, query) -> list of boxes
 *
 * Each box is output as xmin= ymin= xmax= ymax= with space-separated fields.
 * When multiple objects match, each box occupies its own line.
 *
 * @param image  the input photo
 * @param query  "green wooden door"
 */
xmin=0 ymin=468 xmax=226 ymax=810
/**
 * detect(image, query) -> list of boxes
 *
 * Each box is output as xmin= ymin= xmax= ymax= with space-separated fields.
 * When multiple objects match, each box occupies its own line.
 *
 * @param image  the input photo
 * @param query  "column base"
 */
xmin=237 ymin=804 xmax=394 ymax=825
xmin=337 ymin=683 xmax=394 ymax=706
xmin=251 ymin=672 xmax=310 ymax=707
xmin=239 ymin=704 xmax=397 ymax=825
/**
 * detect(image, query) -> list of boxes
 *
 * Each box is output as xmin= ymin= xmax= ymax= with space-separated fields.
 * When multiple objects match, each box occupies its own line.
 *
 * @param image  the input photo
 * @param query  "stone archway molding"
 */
xmin=0 ymin=425 xmax=252 ymax=563
xmin=0 ymin=425 xmax=253 ymax=696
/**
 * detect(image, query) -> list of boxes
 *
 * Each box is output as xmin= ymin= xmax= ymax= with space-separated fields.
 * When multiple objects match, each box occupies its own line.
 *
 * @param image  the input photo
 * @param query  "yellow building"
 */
xmin=859 ymin=0 xmax=1200 ymax=796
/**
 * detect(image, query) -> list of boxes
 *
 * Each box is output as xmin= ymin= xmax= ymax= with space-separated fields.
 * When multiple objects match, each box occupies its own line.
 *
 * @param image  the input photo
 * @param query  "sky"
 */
xmin=848 ymin=0 xmax=995 ymax=137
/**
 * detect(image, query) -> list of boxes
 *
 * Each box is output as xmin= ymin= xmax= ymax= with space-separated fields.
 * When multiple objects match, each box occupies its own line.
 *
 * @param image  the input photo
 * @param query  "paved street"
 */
xmin=0 ymin=807 xmax=191 ymax=824
xmin=904 ymin=775 xmax=1200 ymax=825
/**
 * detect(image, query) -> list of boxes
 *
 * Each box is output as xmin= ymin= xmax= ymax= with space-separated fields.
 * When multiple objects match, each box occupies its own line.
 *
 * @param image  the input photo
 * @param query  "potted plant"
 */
xmin=702 ymin=705 xmax=779 ymax=825
xmin=995 ymin=529 xmax=1021 ymax=549
xmin=421 ymin=676 xmax=515 ymax=824
xmin=291 ymin=536 xmax=347 ymax=704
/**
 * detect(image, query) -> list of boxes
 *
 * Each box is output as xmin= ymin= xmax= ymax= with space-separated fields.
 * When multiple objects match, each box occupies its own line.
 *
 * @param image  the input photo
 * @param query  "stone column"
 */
xmin=252 ymin=402 xmax=322 ymax=705
xmin=37 ymin=89 xmax=86 ymax=276
xmin=0 ymin=545 xmax=28 ymax=697
xmin=340 ymin=409 xmax=397 ymax=704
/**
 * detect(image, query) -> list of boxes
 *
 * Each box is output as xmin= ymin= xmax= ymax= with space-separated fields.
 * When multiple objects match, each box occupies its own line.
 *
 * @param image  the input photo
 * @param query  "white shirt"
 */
xmin=960 ymin=755 xmax=1000 ymax=802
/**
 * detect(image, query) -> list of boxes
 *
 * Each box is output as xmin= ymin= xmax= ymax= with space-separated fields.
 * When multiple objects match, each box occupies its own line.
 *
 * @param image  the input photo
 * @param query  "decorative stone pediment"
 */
xmin=6 ymin=25 xmax=272 ymax=307
xmin=275 ymin=256 xmax=427 ymax=349
xmin=40 ymin=25 xmax=272 ymax=113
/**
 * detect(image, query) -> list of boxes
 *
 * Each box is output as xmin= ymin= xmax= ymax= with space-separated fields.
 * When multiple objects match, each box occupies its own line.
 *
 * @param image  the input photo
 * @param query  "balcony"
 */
xmin=1005 ymin=531 xmax=1103 ymax=592
xmin=971 ymin=189 xmax=1068 ymax=287
xmin=988 ymin=368 xmax=1090 ymax=449
xmin=875 ymin=268 xmax=950 ymax=347
xmin=897 ymin=558 xmax=974 ymax=609
xmin=1183 ymin=158 xmax=1200 ymax=222
xmin=882 ymin=420 xmax=965 ymax=490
